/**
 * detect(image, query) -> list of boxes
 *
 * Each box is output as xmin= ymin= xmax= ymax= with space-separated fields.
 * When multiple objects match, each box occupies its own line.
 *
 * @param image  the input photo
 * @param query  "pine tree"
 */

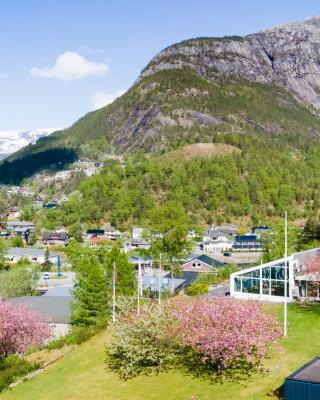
xmin=71 ymin=252 xmax=110 ymax=326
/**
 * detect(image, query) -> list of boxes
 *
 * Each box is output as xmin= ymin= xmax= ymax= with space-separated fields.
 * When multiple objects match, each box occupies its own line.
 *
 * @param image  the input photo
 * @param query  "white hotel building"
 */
xmin=230 ymin=247 xmax=320 ymax=302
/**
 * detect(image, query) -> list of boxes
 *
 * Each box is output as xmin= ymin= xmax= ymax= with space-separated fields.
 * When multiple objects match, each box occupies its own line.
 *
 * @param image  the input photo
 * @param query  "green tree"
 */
xmin=41 ymin=247 xmax=53 ymax=271
xmin=71 ymin=249 xmax=110 ymax=327
xmin=98 ymin=243 xmax=135 ymax=296
xmin=261 ymin=220 xmax=299 ymax=262
xmin=11 ymin=236 xmax=24 ymax=248
xmin=149 ymin=201 xmax=192 ymax=293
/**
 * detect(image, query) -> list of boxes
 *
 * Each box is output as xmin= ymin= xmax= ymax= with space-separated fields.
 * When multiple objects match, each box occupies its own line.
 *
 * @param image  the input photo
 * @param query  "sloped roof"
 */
xmin=185 ymin=254 xmax=225 ymax=268
xmin=9 ymin=296 xmax=72 ymax=324
xmin=7 ymin=247 xmax=59 ymax=258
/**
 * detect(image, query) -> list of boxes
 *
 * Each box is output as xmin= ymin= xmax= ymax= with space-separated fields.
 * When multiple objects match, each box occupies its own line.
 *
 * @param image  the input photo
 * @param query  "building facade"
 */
xmin=230 ymin=247 xmax=320 ymax=302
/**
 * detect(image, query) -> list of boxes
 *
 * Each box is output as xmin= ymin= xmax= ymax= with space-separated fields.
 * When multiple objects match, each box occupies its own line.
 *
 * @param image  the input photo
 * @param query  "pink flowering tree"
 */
xmin=106 ymin=296 xmax=281 ymax=379
xmin=303 ymin=252 xmax=320 ymax=280
xmin=168 ymin=296 xmax=281 ymax=370
xmin=0 ymin=301 xmax=51 ymax=358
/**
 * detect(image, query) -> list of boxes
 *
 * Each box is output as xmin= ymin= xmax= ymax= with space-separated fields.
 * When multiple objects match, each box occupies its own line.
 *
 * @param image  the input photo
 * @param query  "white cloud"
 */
xmin=90 ymin=89 xmax=126 ymax=110
xmin=0 ymin=73 xmax=10 ymax=79
xmin=30 ymin=51 xmax=109 ymax=80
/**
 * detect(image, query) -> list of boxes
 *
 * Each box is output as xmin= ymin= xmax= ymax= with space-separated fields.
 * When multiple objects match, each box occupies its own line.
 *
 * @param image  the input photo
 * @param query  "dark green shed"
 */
xmin=285 ymin=357 xmax=320 ymax=400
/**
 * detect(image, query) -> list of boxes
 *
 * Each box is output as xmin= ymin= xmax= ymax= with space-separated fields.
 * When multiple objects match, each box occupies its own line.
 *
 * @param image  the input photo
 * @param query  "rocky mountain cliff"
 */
xmin=3 ymin=17 xmax=320 ymax=182
xmin=142 ymin=17 xmax=320 ymax=109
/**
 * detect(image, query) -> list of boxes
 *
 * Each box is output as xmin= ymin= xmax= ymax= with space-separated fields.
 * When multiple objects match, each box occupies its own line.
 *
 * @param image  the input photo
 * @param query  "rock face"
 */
xmin=141 ymin=16 xmax=320 ymax=109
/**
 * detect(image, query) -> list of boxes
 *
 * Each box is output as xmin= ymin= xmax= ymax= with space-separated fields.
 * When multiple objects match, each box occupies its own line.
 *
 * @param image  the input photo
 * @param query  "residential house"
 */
xmin=233 ymin=234 xmax=262 ymax=251
xmin=43 ymin=231 xmax=69 ymax=246
xmin=86 ymin=229 xmax=105 ymax=246
xmin=142 ymin=272 xmax=186 ymax=295
xmin=202 ymin=227 xmax=233 ymax=253
xmin=6 ymin=248 xmax=59 ymax=265
xmin=124 ymin=227 xmax=150 ymax=251
xmin=10 ymin=291 xmax=72 ymax=338
xmin=180 ymin=254 xmax=225 ymax=273
xmin=102 ymin=226 xmax=123 ymax=241
xmin=6 ymin=221 xmax=35 ymax=237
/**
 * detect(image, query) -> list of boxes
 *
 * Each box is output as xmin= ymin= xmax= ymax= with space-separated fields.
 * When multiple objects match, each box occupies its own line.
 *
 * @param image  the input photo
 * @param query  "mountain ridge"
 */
xmin=3 ymin=16 xmax=320 ymax=182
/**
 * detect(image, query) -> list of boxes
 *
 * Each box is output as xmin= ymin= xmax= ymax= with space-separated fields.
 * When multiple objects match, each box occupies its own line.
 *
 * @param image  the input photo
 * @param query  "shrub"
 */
xmin=106 ymin=303 xmax=176 ymax=379
xmin=106 ymin=297 xmax=281 ymax=379
xmin=0 ymin=355 xmax=40 ymax=392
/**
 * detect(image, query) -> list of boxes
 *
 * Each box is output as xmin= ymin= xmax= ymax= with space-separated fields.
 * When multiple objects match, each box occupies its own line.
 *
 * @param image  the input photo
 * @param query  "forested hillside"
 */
xmin=40 ymin=134 xmax=320 ymax=230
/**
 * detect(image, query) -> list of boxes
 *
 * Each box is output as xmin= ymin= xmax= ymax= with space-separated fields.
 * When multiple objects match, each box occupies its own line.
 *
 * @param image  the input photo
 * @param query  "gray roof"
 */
xmin=143 ymin=276 xmax=186 ymax=292
xmin=43 ymin=286 xmax=73 ymax=297
xmin=7 ymin=221 xmax=35 ymax=227
xmin=7 ymin=247 xmax=59 ymax=257
xmin=9 ymin=296 xmax=72 ymax=324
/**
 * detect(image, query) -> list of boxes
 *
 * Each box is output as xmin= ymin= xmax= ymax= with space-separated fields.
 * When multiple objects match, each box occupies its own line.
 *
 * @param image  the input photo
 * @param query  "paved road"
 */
xmin=38 ymin=272 xmax=76 ymax=287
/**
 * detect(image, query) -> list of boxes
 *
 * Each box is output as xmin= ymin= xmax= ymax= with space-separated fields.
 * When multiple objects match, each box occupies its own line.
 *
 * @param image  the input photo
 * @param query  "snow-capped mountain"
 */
xmin=0 ymin=128 xmax=59 ymax=160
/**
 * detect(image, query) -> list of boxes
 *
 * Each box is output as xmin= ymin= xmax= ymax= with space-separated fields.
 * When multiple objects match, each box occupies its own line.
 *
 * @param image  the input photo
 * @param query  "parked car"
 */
xmin=43 ymin=272 xmax=51 ymax=280
xmin=223 ymin=252 xmax=232 ymax=257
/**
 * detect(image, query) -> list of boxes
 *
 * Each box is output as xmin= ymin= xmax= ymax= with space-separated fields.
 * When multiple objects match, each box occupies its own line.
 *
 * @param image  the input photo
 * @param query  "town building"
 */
xmin=232 ymin=234 xmax=262 ymax=251
xmin=43 ymin=231 xmax=69 ymax=246
xmin=180 ymin=254 xmax=225 ymax=273
xmin=230 ymin=247 xmax=320 ymax=302
xmin=6 ymin=247 xmax=59 ymax=265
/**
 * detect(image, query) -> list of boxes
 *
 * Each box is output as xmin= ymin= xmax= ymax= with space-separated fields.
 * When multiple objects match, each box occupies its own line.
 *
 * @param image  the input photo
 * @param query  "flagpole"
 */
xmin=158 ymin=253 xmax=162 ymax=304
xmin=284 ymin=211 xmax=288 ymax=337
xmin=137 ymin=257 xmax=141 ymax=316
xmin=112 ymin=261 xmax=116 ymax=323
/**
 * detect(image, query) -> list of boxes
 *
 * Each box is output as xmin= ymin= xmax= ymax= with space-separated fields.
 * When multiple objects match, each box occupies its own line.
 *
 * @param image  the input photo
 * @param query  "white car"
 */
xmin=43 ymin=272 xmax=51 ymax=280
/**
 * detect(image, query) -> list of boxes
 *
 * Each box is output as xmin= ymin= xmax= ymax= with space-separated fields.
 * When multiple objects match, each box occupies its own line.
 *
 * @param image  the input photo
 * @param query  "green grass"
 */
xmin=1 ymin=304 xmax=320 ymax=400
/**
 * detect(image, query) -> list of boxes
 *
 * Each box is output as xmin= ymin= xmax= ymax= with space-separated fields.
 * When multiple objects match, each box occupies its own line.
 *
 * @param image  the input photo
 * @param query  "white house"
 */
xmin=202 ymin=227 xmax=233 ymax=253
xmin=6 ymin=248 xmax=59 ymax=265
xmin=230 ymin=247 xmax=320 ymax=302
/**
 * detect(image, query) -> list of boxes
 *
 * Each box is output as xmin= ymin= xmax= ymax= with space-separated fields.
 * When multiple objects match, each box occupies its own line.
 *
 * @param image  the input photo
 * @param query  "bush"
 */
xmin=45 ymin=324 xmax=104 ymax=350
xmin=185 ymin=283 xmax=208 ymax=296
xmin=106 ymin=297 xmax=281 ymax=379
xmin=0 ymin=355 xmax=40 ymax=392
xmin=106 ymin=303 xmax=177 ymax=380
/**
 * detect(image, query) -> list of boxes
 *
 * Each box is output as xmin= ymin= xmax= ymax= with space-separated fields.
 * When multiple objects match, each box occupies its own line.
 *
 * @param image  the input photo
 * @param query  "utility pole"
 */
xmin=112 ymin=261 xmax=116 ymax=323
xmin=284 ymin=210 xmax=288 ymax=337
xmin=137 ymin=257 xmax=141 ymax=316
xmin=158 ymin=253 xmax=162 ymax=304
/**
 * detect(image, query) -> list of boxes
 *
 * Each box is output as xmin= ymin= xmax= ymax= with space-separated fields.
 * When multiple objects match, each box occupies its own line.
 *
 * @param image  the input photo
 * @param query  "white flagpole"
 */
xmin=112 ymin=261 xmax=116 ymax=323
xmin=137 ymin=258 xmax=141 ymax=316
xmin=158 ymin=253 xmax=162 ymax=304
xmin=284 ymin=211 xmax=288 ymax=337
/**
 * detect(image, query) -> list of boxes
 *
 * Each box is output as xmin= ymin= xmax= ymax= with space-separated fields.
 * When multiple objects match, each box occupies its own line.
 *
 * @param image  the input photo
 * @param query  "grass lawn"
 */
xmin=1 ymin=303 xmax=320 ymax=400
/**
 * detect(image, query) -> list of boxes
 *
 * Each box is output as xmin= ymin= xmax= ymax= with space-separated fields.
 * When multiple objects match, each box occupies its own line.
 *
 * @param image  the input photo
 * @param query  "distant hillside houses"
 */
xmin=6 ymin=221 xmax=35 ymax=237
xmin=86 ymin=226 xmax=123 ymax=245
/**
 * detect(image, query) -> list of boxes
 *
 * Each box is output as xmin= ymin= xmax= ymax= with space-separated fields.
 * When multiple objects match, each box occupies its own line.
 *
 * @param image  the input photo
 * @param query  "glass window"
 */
xmin=241 ymin=269 xmax=260 ymax=278
xmin=262 ymin=280 xmax=270 ymax=295
xmin=242 ymin=278 xmax=260 ymax=294
xmin=234 ymin=277 xmax=241 ymax=292
xmin=262 ymin=267 xmax=270 ymax=279
xmin=271 ymin=281 xmax=284 ymax=296
xmin=271 ymin=265 xmax=285 ymax=280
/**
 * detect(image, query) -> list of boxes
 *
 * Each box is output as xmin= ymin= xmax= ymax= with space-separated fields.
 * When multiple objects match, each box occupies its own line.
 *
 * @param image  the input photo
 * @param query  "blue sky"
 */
xmin=1 ymin=0 xmax=320 ymax=130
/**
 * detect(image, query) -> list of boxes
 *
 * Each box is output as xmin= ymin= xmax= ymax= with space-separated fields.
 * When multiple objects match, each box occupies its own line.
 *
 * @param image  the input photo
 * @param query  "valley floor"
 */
xmin=1 ymin=304 xmax=319 ymax=400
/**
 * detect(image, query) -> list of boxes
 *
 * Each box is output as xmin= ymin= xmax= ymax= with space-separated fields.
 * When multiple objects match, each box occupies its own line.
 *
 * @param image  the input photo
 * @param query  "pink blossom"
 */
xmin=167 ymin=296 xmax=281 ymax=368
xmin=0 ymin=300 xmax=51 ymax=358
